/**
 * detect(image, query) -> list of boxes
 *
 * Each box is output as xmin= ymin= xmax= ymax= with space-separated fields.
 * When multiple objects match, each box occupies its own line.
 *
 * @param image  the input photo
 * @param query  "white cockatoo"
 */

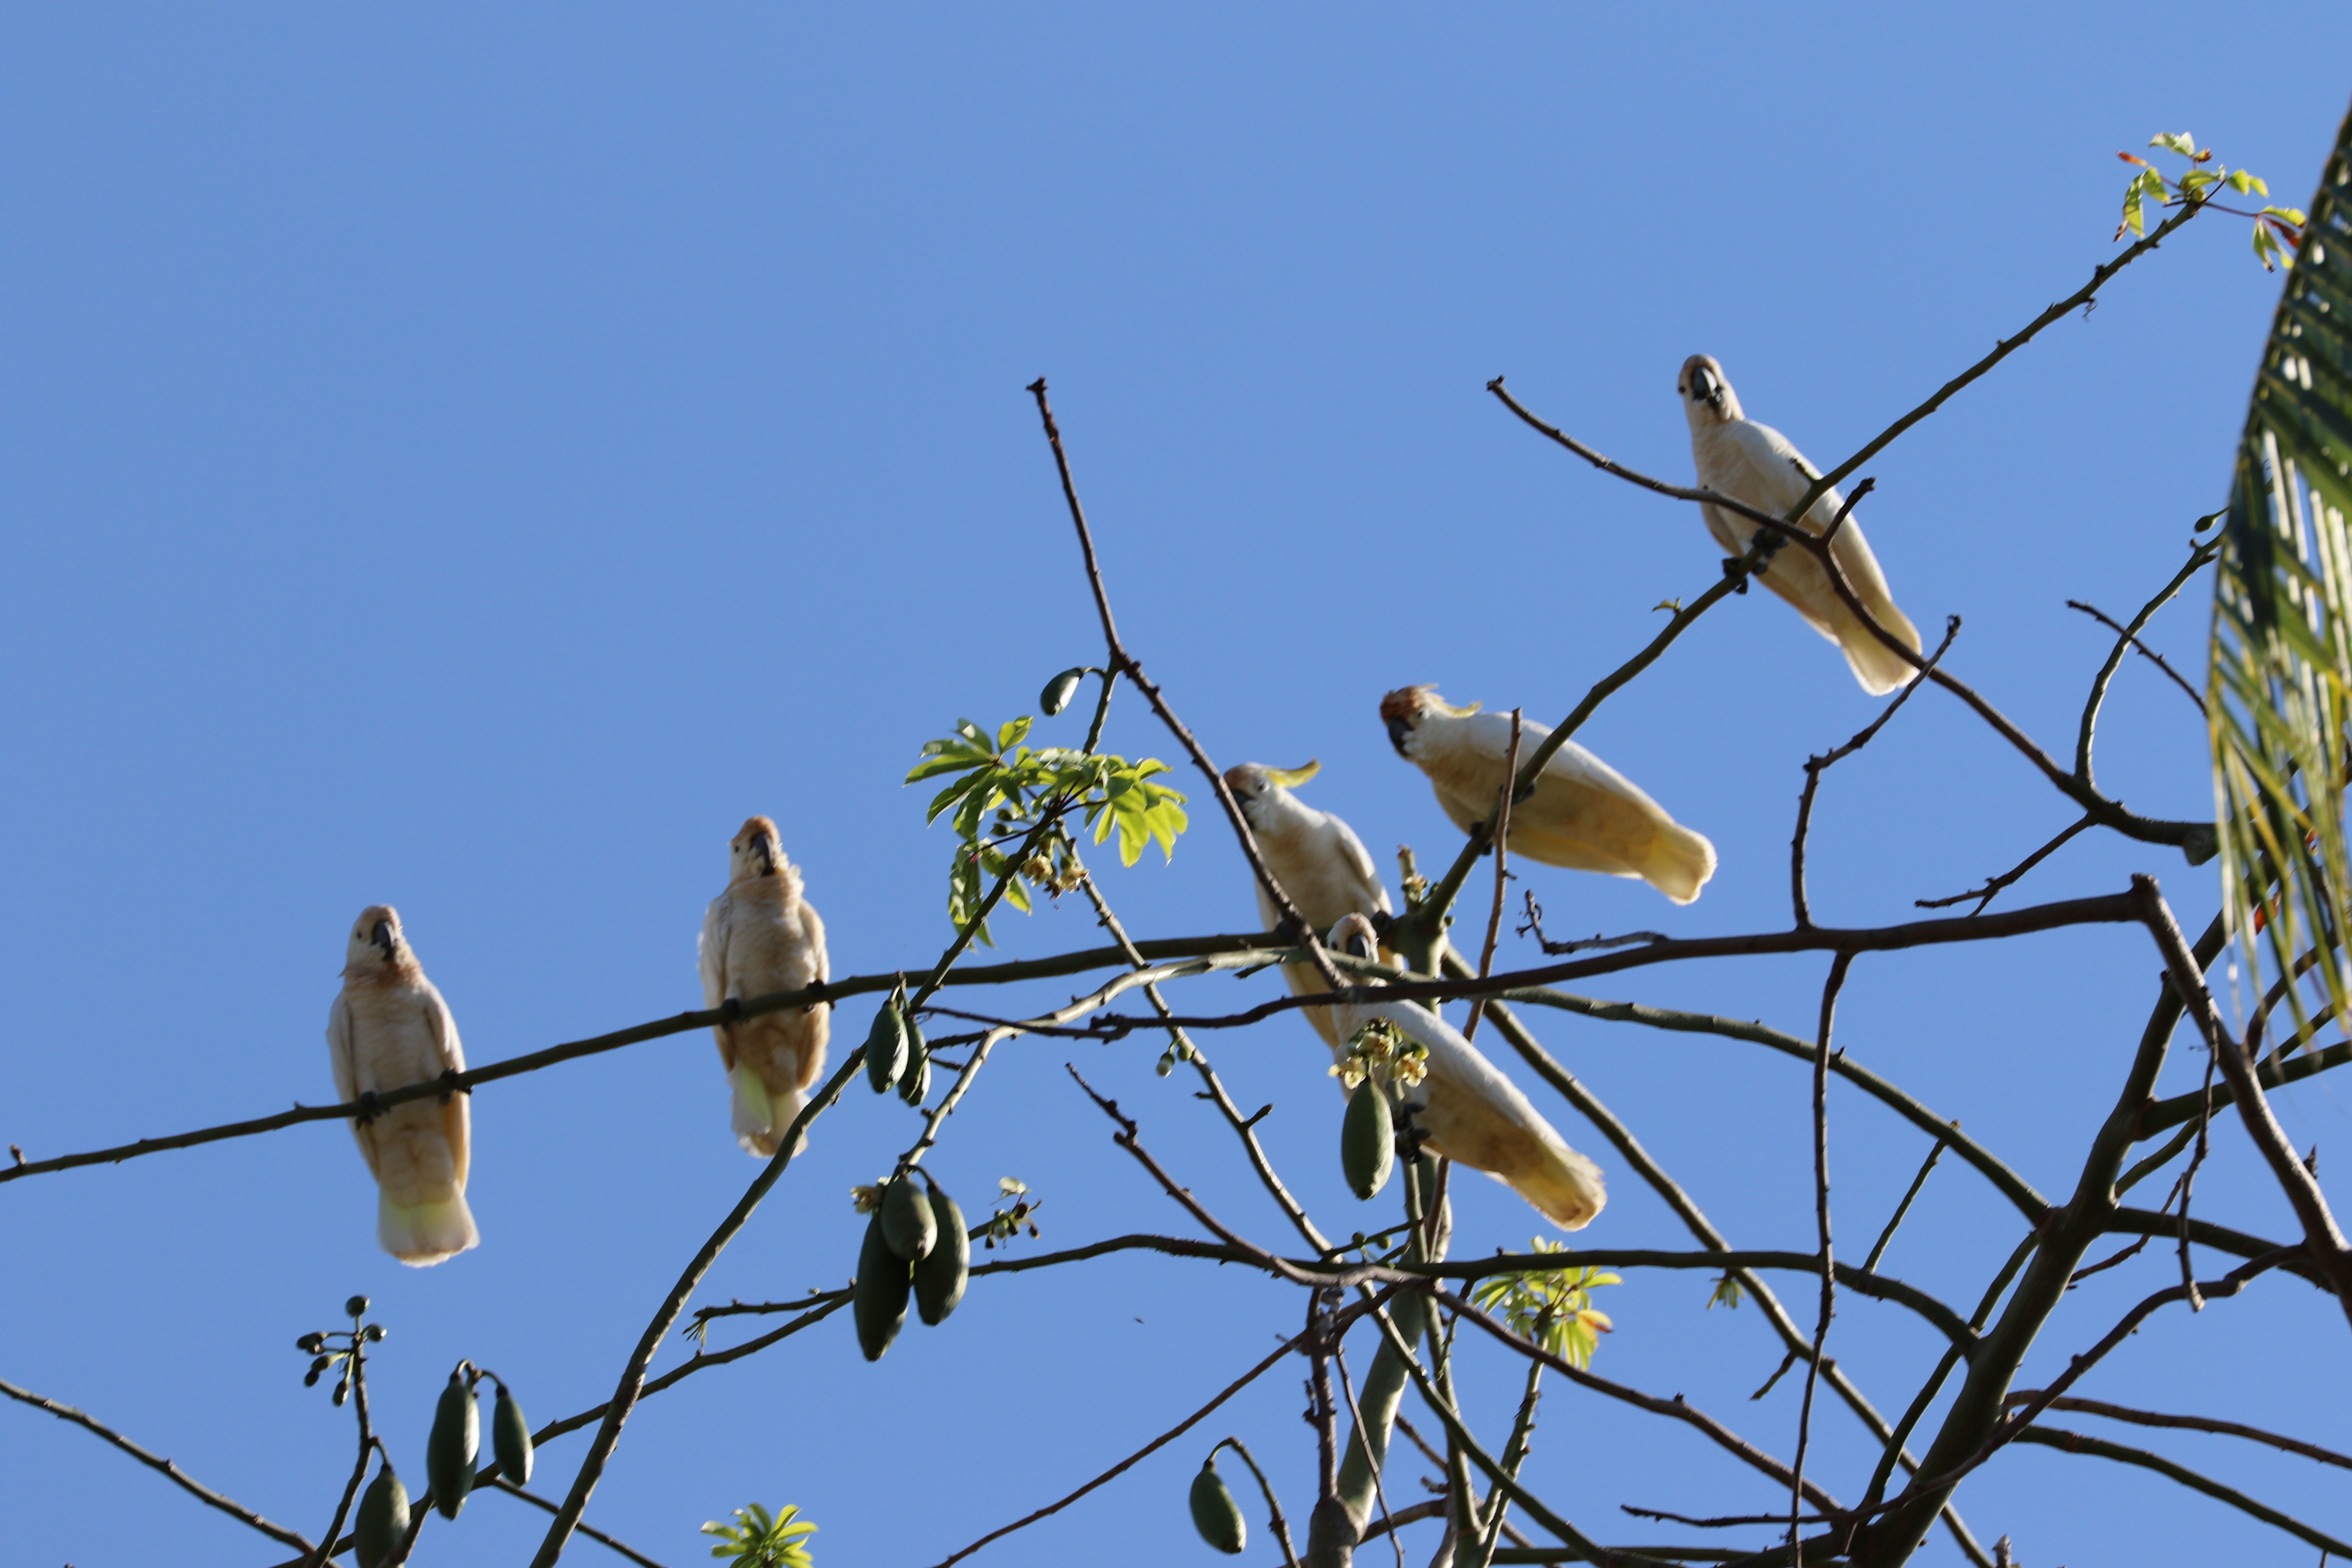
xmin=1225 ymin=760 xmax=1395 ymax=1047
xmin=1380 ymin=687 xmax=1716 ymax=904
xmin=328 ymin=905 xmax=478 ymax=1266
xmin=1678 ymin=354 xmax=1923 ymax=695
xmin=1327 ymin=914 xmax=1604 ymax=1229
xmin=699 ymin=816 xmax=830 ymax=1157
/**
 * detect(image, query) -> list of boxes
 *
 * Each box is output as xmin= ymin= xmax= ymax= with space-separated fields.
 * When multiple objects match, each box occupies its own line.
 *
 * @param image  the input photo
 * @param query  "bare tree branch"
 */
xmin=0 ymin=1375 xmax=313 ymax=1553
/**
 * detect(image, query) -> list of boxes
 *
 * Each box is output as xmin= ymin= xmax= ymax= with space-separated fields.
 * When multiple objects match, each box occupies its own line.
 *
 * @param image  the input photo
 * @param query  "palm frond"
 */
xmin=2211 ymin=100 xmax=2352 ymax=1047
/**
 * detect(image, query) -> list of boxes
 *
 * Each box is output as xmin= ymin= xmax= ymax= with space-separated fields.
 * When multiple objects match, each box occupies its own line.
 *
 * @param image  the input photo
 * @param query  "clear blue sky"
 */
xmin=5 ymin=7 xmax=2351 ymax=1565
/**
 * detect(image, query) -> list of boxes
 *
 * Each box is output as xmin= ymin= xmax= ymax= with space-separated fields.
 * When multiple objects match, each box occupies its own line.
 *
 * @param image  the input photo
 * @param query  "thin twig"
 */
xmin=1434 ymin=1292 xmax=1843 ymax=1515
xmin=1463 ymin=709 xmax=1522 ymax=1043
xmin=1914 ymin=817 xmax=2095 ymax=914
xmin=922 ymin=1330 xmax=1310 ymax=1568
xmin=524 ymin=1054 xmax=864 ymax=1568
xmin=2135 ymin=876 xmax=2352 ymax=1325
xmin=1861 ymin=1133 xmax=1947 ymax=1276
xmin=487 ymin=1479 xmax=673 ymax=1568
xmin=1788 ymin=954 xmax=1852 ymax=1565
xmin=1792 ymin=619 xmax=1956 ymax=927
xmin=2067 ymin=600 xmax=2208 ymax=714
xmin=1210 ymin=1437 xmax=1302 ymax=1568
xmin=1332 ymin=1336 xmax=1407 ymax=1568
xmin=2012 ymin=1425 xmax=2352 ymax=1556
xmin=2073 ymin=535 xmax=2221 ymax=783
xmin=1027 ymin=378 xmax=1346 ymax=995
xmin=2001 ymin=1393 xmax=2352 ymax=1470
xmin=0 ymin=1375 xmax=314 ymax=1553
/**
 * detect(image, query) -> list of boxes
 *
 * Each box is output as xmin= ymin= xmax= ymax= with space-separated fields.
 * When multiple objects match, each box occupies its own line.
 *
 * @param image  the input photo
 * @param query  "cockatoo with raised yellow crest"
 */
xmin=1225 ymin=760 xmax=1394 ymax=1047
xmin=1678 ymin=354 xmax=1923 ymax=695
xmin=700 ymin=816 xmax=830 ymax=1157
xmin=1327 ymin=914 xmax=1604 ymax=1229
xmin=1380 ymin=687 xmax=1715 ymax=904
xmin=328 ymin=905 xmax=478 ymax=1266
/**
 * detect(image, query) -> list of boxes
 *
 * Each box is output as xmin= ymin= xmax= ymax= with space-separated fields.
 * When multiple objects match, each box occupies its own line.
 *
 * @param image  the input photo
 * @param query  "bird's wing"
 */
xmin=1328 ymin=814 xmax=1393 ymax=915
xmin=799 ymin=897 xmax=829 ymax=985
xmin=698 ymin=894 xmax=730 ymax=1008
xmin=420 ymin=981 xmax=470 ymax=1190
xmin=1714 ymin=420 xmax=1833 ymax=525
xmin=328 ymin=993 xmax=358 ymax=1103
xmin=328 ymin=992 xmax=380 ymax=1176
xmin=421 ymin=981 xmax=465 ymax=1075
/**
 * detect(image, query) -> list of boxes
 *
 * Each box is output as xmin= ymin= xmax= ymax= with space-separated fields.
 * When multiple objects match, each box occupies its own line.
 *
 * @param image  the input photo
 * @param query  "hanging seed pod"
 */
xmin=880 ymin=1174 xmax=937 ymax=1261
xmin=913 ymin=1180 xmax=970 ymax=1325
xmin=898 ymin=1015 xmax=931 ymax=1106
xmin=1039 ymin=667 xmax=1087 ymax=717
xmin=1342 ymin=1081 xmax=1394 ymax=1200
xmin=355 ymin=1459 xmax=410 ymax=1568
xmin=865 ymin=998 xmax=908 ymax=1093
xmin=853 ymin=1211 xmax=913 ymax=1361
xmin=490 ymin=1379 xmax=532 ymax=1487
xmin=1188 ymin=1455 xmax=1247 ymax=1555
xmin=426 ymin=1365 xmax=478 ymax=1519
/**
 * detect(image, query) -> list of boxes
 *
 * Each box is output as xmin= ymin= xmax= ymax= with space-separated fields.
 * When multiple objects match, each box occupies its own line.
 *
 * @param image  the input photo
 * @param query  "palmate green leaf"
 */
xmin=2209 ymin=96 xmax=2352 ymax=1050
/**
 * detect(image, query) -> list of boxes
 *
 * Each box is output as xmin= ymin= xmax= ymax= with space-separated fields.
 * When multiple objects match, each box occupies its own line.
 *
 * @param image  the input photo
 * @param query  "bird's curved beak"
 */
xmin=1384 ymin=717 xmax=1412 ymax=755
xmin=756 ymin=839 xmax=777 ymax=876
xmin=1690 ymin=364 xmax=1724 ymax=412
xmin=371 ymin=920 xmax=395 ymax=960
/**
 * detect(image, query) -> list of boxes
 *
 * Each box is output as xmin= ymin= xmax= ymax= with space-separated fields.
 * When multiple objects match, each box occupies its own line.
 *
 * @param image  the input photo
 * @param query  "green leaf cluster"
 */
xmin=1467 ymin=1239 xmax=1620 ymax=1370
xmin=906 ymin=717 xmax=1188 ymax=943
xmin=702 ymin=1502 xmax=817 ymax=1568
xmin=2118 ymin=132 xmax=2306 ymax=270
xmin=2209 ymin=105 xmax=2352 ymax=1051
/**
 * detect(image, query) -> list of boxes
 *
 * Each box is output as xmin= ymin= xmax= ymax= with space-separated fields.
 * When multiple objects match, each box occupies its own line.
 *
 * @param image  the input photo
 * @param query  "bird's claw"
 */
xmin=353 ymin=1091 xmax=383 ymax=1126
xmin=719 ymin=998 xmax=745 ymax=1023
xmin=438 ymin=1068 xmax=467 ymax=1104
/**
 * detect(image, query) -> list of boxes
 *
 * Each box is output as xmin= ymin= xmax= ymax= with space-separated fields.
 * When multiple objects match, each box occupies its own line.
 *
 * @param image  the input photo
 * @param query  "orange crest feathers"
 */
xmin=1380 ymin=686 xmax=1480 ymax=721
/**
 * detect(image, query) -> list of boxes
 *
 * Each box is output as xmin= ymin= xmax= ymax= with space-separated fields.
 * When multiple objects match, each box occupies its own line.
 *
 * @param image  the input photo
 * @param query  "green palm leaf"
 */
xmin=2211 ymin=99 xmax=2352 ymax=1048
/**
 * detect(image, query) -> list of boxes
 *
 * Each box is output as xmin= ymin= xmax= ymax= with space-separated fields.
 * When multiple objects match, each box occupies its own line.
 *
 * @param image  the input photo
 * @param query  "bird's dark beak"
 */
xmin=1385 ymin=717 xmax=1412 ymax=755
xmin=371 ymin=920 xmax=395 ymax=959
xmin=756 ymin=840 xmax=777 ymax=876
xmin=1692 ymin=366 xmax=1723 ymax=411
xmin=1347 ymin=931 xmax=1377 ymax=961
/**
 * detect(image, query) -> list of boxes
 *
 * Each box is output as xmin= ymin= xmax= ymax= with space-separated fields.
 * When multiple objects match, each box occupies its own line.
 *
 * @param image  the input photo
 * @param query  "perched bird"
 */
xmin=1327 ymin=914 xmax=1604 ymax=1229
xmin=1678 ymin=354 xmax=1923 ymax=695
xmin=328 ymin=906 xmax=478 ymax=1266
xmin=699 ymin=817 xmax=830 ymax=1157
xmin=1225 ymin=760 xmax=1395 ymax=1047
xmin=1380 ymin=687 xmax=1715 ymax=904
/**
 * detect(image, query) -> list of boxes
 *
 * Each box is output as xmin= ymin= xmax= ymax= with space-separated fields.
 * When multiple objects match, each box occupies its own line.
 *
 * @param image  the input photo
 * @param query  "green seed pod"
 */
xmin=865 ymin=1000 xmax=907 ymax=1093
xmin=345 ymin=1295 xmax=371 ymax=1319
xmin=426 ymin=1366 xmax=478 ymax=1519
xmin=853 ymin=1211 xmax=913 ymax=1362
xmin=1188 ymin=1455 xmax=1247 ymax=1555
xmin=898 ymin=1016 xmax=931 ymax=1105
xmin=355 ymin=1460 xmax=409 ymax=1568
xmin=490 ymin=1381 xmax=532 ymax=1487
xmin=880 ymin=1173 xmax=937 ymax=1261
xmin=1342 ymin=1081 xmax=1394 ymax=1200
xmin=1040 ymin=667 xmax=1087 ymax=717
xmin=913 ymin=1182 xmax=970 ymax=1325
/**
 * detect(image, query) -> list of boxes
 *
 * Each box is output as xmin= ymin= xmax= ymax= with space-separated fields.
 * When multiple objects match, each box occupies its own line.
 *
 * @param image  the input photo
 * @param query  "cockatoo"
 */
xmin=328 ymin=906 xmax=478 ymax=1266
xmin=1225 ymin=760 xmax=1395 ymax=1047
xmin=699 ymin=817 xmax=830 ymax=1157
xmin=1327 ymin=914 xmax=1604 ymax=1229
xmin=1380 ymin=687 xmax=1715 ymax=904
xmin=1678 ymin=355 xmax=1923 ymax=695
